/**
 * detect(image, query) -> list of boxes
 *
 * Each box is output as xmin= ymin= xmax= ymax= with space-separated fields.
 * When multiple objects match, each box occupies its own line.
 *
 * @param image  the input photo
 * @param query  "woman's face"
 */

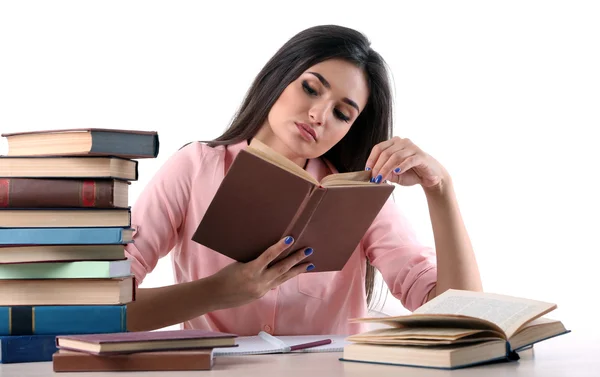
xmin=261 ymin=58 xmax=370 ymax=160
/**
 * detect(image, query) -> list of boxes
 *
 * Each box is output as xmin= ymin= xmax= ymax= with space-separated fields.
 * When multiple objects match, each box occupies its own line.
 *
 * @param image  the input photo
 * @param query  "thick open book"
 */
xmin=192 ymin=139 xmax=394 ymax=271
xmin=342 ymin=289 xmax=569 ymax=370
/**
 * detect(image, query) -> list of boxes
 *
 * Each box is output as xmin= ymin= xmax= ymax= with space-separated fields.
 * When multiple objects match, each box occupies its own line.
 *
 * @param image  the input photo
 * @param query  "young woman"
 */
xmin=124 ymin=24 xmax=482 ymax=335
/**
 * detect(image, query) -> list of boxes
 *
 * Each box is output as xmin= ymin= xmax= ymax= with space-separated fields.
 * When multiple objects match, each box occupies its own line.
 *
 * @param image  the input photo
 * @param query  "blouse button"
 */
xmin=263 ymin=325 xmax=272 ymax=333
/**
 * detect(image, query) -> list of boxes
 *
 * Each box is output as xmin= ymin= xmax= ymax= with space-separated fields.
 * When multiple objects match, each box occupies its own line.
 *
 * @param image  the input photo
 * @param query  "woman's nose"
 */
xmin=309 ymin=105 xmax=327 ymax=126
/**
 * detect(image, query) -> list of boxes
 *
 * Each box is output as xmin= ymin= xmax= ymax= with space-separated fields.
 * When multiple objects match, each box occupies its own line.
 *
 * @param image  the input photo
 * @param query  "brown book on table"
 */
xmin=0 ymin=276 xmax=134 ymax=305
xmin=0 ymin=156 xmax=138 ymax=181
xmin=192 ymin=138 xmax=394 ymax=272
xmin=0 ymin=178 xmax=129 ymax=208
xmin=52 ymin=349 xmax=214 ymax=372
xmin=1 ymin=128 xmax=159 ymax=158
xmin=56 ymin=329 xmax=238 ymax=355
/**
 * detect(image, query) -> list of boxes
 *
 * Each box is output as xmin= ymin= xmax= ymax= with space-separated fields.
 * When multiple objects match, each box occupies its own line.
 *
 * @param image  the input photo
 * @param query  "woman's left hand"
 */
xmin=365 ymin=136 xmax=448 ymax=189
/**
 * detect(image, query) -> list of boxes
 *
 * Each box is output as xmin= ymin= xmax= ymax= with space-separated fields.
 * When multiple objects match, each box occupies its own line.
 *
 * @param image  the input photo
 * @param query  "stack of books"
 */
xmin=0 ymin=128 xmax=158 ymax=364
xmin=52 ymin=329 xmax=237 ymax=372
xmin=341 ymin=289 xmax=569 ymax=370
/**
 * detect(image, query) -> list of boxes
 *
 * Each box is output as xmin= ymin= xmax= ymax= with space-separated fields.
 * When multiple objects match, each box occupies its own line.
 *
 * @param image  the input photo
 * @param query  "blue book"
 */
xmin=0 ymin=334 xmax=57 ymax=363
xmin=0 ymin=227 xmax=133 ymax=245
xmin=0 ymin=305 xmax=127 ymax=336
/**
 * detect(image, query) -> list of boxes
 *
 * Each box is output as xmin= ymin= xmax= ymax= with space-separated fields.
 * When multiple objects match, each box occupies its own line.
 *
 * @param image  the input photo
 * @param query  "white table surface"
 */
xmin=0 ymin=331 xmax=596 ymax=377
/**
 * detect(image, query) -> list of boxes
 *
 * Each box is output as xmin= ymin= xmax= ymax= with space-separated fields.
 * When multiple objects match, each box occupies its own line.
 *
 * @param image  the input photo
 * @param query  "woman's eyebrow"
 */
xmin=307 ymin=71 xmax=360 ymax=112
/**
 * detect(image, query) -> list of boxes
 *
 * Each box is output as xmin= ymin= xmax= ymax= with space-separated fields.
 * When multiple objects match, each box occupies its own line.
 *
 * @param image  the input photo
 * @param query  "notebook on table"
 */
xmin=213 ymin=331 xmax=349 ymax=356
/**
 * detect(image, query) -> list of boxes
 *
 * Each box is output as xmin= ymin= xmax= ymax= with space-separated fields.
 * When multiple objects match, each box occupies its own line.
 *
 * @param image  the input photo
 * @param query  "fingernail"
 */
xmin=304 ymin=248 xmax=313 ymax=256
xmin=370 ymin=177 xmax=375 ymax=183
xmin=375 ymin=175 xmax=382 ymax=184
xmin=394 ymin=167 xmax=401 ymax=173
xmin=284 ymin=236 xmax=294 ymax=244
xmin=365 ymin=167 xmax=371 ymax=171
xmin=306 ymin=264 xmax=315 ymax=271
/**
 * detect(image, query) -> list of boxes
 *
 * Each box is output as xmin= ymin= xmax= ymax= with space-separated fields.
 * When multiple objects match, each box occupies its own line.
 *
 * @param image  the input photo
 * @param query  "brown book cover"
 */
xmin=52 ymin=349 xmax=214 ymax=372
xmin=0 ymin=178 xmax=129 ymax=208
xmin=56 ymin=329 xmax=238 ymax=355
xmin=192 ymin=139 xmax=394 ymax=272
xmin=0 ymin=156 xmax=138 ymax=181
xmin=1 ymin=128 xmax=159 ymax=158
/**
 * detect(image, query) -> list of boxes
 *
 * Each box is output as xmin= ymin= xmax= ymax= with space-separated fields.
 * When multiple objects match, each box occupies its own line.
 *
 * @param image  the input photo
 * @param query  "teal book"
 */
xmin=0 ymin=260 xmax=131 ymax=279
xmin=0 ymin=305 xmax=127 ymax=336
xmin=0 ymin=227 xmax=133 ymax=245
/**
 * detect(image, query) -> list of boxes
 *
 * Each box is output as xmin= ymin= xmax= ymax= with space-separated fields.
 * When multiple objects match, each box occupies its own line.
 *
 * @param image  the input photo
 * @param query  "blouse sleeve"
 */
xmin=124 ymin=142 xmax=203 ymax=287
xmin=364 ymin=197 xmax=438 ymax=311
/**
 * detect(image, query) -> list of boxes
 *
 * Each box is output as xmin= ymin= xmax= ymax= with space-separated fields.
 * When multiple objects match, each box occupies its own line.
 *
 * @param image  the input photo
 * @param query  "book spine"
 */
xmin=0 ymin=305 xmax=127 ymax=336
xmin=91 ymin=130 xmax=160 ymax=158
xmin=0 ymin=178 xmax=118 ymax=208
xmin=0 ymin=334 xmax=57 ymax=363
xmin=0 ymin=227 xmax=133 ymax=245
xmin=277 ymin=188 xmax=327 ymax=261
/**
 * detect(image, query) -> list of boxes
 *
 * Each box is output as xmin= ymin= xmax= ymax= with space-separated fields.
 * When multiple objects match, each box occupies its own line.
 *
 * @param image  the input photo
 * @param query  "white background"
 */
xmin=1 ymin=1 xmax=598 ymax=335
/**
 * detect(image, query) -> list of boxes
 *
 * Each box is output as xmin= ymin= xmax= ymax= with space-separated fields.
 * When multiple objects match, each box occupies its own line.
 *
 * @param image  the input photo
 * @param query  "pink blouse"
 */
xmin=124 ymin=140 xmax=437 ymax=335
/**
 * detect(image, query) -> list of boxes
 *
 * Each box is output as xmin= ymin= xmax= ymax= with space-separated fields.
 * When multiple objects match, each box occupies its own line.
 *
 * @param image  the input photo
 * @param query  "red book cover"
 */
xmin=0 ymin=178 xmax=128 ymax=208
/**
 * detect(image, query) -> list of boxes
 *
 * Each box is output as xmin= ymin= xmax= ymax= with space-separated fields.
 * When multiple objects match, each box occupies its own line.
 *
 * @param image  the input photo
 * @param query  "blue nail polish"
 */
xmin=370 ymin=177 xmax=375 ymax=183
xmin=304 ymin=248 xmax=313 ymax=256
xmin=375 ymin=175 xmax=382 ymax=184
xmin=365 ymin=167 xmax=371 ymax=171
xmin=394 ymin=167 xmax=401 ymax=173
xmin=306 ymin=264 xmax=315 ymax=271
xmin=284 ymin=236 xmax=294 ymax=244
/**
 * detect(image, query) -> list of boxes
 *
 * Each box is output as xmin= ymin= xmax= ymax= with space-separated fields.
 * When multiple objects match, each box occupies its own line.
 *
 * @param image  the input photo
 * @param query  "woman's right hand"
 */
xmin=208 ymin=236 xmax=314 ymax=310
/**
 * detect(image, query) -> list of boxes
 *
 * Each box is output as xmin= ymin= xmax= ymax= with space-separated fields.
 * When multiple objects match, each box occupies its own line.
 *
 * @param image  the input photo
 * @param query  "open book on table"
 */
xmin=341 ymin=289 xmax=569 ymax=370
xmin=192 ymin=138 xmax=394 ymax=272
xmin=213 ymin=331 xmax=349 ymax=356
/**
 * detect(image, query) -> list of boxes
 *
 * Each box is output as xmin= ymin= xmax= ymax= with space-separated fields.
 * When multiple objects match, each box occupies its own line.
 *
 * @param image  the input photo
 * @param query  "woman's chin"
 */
xmin=289 ymin=140 xmax=322 ymax=159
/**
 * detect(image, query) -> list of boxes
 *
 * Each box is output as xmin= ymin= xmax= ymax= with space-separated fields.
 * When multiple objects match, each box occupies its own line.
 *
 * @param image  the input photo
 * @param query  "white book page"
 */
xmin=213 ymin=334 xmax=348 ymax=356
xmin=213 ymin=335 xmax=282 ymax=356
xmin=414 ymin=289 xmax=556 ymax=338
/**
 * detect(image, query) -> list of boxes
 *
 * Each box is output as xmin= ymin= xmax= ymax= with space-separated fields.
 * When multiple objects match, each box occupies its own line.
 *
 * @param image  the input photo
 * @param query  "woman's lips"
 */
xmin=295 ymin=122 xmax=317 ymax=142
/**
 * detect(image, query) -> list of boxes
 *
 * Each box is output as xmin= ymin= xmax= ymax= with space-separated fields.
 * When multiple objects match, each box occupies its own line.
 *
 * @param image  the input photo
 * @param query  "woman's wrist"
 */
xmin=423 ymin=169 xmax=453 ymax=199
xmin=200 ymin=272 xmax=248 ymax=312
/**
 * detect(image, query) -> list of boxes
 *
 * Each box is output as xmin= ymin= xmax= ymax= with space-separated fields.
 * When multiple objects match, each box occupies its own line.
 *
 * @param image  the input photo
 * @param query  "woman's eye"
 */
xmin=302 ymin=80 xmax=350 ymax=123
xmin=302 ymin=81 xmax=317 ymax=96
xmin=334 ymin=109 xmax=350 ymax=123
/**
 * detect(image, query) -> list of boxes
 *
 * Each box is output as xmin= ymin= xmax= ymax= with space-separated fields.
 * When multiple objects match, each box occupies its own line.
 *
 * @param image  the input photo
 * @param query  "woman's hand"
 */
xmin=208 ymin=237 xmax=314 ymax=310
xmin=365 ymin=136 xmax=448 ymax=189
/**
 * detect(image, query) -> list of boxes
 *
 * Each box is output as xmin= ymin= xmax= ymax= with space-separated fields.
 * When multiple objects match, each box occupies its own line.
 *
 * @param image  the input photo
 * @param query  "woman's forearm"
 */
xmin=424 ymin=175 xmax=483 ymax=300
xmin=126 ymin=275 xmax=224 ymax=332
xmin=126 ymin=237 xmax=315 ymax=331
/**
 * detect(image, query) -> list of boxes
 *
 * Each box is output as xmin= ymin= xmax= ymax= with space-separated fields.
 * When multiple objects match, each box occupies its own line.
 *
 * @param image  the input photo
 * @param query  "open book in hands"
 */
xmin=192 ymin=138 xmax=394 ymax=271
xmin=342 ymin=289 xmax=569 ymax=370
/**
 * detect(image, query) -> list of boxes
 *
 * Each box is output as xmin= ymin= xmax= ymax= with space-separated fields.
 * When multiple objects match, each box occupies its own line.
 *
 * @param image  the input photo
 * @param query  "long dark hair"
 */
xmin=209 ymin=24 xmax=394 ymax=306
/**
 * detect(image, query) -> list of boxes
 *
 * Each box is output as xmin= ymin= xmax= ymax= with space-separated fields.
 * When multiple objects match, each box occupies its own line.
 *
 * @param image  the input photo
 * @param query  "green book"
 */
xmin=0 ymin=260 xmax=131 ymax=279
